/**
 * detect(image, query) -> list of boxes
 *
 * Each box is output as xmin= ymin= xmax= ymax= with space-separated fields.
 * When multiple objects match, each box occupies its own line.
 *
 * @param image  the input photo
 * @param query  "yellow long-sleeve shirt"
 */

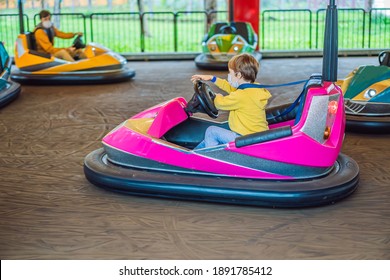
xmin=34 ymin=27 xmax=75 ymax=54
xmin=213 ymin=77 xmax=272 ymax=136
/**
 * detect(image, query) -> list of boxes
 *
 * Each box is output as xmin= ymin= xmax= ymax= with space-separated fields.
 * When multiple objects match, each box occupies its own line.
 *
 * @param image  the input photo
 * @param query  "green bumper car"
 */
xmin=195 ymin=21 xmax=262 ymax=70
xmin=337 ymin=51 xmax=390 ymax=133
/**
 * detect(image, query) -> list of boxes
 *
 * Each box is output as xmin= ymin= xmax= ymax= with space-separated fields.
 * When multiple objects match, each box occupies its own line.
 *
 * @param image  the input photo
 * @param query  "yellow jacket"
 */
xmin=34 ymin=27 xmax=75 ymax=54
xmin=214 ymin=77 xmax=272 ymax=136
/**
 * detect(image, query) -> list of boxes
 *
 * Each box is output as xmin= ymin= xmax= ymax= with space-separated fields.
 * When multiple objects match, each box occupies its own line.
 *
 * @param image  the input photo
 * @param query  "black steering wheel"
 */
xmin=219 ymin=25 xmax=237 ymax=35
xmin=185 ymin=81 xmax=218 ymax=119
xmin=72 ymin=34 xmax=86 ymax=49
xmin=378 ymin=50 xmax=390 ymax=66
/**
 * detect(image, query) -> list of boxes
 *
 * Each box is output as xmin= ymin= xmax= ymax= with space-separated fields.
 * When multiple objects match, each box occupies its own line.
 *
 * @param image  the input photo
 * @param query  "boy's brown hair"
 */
xmin=228 ymin=53 xmax=259 ymax=83
xmin=39 ymin=10 xmax=51 ymax=19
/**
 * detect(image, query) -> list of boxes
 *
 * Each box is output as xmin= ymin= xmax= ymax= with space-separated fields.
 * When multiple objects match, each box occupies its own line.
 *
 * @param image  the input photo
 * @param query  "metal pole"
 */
xmin=229 ymin=0 xmax=234 ymax=22
xmin=322 ymin=0 xmax=338 ymax=82
xmin=18 ymin=0 xmax=25 ymax=34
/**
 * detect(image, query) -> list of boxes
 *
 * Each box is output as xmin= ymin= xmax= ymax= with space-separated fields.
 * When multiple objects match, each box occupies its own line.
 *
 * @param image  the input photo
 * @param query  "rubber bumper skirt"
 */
xmin=84 ymin=148 xmax=359 ymax=208
xmin=195 ymin=52 xmax=262 ymax=70
xmin=346 ymin=114 xmax=390 ymax=134
xmin=11 ymin=67 xmax=135 ymax=85
xmin=0 ymin=81 xmax=21 ymax=108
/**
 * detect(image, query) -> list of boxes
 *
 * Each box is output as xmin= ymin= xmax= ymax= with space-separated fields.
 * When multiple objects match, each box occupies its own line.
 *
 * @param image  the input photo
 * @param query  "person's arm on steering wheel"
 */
xmin=53 ymin=27 xmax=76 ymax=39
xmin=191 ymin=74 xmax=216 ymax=83
xmin=192 ymin=74 xmax=236 ymax=94
xmin=191 ymin=75 xmax=223 ymax=100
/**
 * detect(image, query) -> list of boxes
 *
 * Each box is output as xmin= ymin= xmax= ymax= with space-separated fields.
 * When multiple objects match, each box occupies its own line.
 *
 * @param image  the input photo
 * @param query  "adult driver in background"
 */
xmin=34 ymin=10 xmax=86 ymax=62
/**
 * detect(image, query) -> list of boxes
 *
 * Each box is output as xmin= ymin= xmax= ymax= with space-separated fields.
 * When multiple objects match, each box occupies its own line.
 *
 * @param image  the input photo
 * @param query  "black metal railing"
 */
xmin=1 ymin=8 xmax=389 ymax=56
xmin=368 ymin=8 xmax=390 ymax=49
xmin=0 ymin=13 xmax=29 ymax=47
xmin=90 ymin=12 xmax=141 ymax=53
xmin=315 ymin=8 xmax=365 ymax=49
xmin=261 ymin=9 xmax=312 ymax=50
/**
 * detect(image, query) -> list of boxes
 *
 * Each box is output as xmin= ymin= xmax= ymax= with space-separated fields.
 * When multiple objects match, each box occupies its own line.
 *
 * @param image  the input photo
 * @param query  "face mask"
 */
xmin=42 ymin=21 xmax=53 ymax=29
xmin=228 ymin=74 xmax=239 ymax=88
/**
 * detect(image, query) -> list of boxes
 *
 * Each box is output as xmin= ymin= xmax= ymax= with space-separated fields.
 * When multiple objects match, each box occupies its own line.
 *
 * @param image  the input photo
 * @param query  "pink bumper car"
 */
xmin=84 ymin=77 xmax=359 ymax=207
xmin=84 ymin=0 xmax=359 ymax=207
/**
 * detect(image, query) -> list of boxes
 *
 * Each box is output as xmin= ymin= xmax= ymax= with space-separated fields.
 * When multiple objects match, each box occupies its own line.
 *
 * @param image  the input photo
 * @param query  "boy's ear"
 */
xmin=236 ymin=72 xmax=242 ymax=79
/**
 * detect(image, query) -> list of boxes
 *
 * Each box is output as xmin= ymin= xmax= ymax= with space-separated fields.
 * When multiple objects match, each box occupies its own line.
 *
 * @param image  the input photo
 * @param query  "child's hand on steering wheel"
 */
xmin=191 ymin=74 xmax=214 ymax=83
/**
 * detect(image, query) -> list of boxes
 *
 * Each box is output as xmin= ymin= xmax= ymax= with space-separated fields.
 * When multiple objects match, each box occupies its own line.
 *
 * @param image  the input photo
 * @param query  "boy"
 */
xmin=34 ymin=10 xmax=85 ymax=62
xmin=191 ymin=53 xmax=271 ymax=149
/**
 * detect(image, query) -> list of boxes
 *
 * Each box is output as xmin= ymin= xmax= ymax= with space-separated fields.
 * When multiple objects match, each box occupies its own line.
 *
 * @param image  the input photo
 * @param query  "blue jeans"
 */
xmin=195 ymin=126 xmax=240 ymax=149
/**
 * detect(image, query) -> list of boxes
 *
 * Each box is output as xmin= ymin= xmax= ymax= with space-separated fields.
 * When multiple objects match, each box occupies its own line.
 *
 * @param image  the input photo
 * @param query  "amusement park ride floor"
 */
xmin=0 ymin=56 xmax=389 ymax=259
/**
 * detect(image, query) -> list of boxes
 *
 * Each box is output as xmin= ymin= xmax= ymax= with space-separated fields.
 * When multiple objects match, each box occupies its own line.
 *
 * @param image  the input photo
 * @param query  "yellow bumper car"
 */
xmin=11 ymin=34 xmax=135 ymax=85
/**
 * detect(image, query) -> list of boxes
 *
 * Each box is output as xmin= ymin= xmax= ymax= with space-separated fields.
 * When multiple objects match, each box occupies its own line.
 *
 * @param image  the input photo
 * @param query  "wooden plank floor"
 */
xmin=0 ymin=57 xmax=389 ymax=259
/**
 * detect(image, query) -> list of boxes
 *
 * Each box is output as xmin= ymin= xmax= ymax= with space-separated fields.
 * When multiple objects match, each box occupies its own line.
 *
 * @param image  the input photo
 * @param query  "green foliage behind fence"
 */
xmin=1 ymin=8 xmax=389 ymax=56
